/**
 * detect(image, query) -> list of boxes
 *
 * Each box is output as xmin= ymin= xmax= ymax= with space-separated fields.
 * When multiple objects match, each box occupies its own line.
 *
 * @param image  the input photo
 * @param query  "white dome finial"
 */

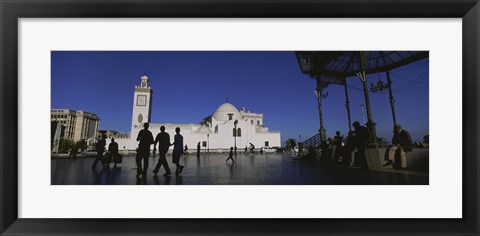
xmin=140 ymin=74 xmax=149 ymax=88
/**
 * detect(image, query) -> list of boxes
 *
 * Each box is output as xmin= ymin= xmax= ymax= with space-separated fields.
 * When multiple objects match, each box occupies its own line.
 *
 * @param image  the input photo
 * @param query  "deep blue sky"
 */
xmin=51 ymin=51 xmax=429 ymax=145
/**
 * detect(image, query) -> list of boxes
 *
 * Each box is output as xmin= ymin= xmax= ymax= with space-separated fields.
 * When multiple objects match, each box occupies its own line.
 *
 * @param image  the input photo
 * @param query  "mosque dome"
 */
xmin=212 ymin=103 xmax=242 ymax=121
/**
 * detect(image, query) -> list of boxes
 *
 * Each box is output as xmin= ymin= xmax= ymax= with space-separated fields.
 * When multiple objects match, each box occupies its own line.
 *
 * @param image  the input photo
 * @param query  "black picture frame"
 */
xmin=1 ymin=0 xmax=479 ymax=235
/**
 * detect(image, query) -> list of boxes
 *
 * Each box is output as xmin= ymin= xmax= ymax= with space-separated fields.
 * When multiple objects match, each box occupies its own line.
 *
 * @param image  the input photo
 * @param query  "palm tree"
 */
xmin=75 ymin=140 xmax=87 ymax=152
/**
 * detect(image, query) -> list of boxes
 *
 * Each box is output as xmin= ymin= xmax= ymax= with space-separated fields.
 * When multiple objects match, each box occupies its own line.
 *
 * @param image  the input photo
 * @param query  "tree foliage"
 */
xmin=58 ymin=139 xmax=75 ymax=153
xmin=56 ymin=139 xmax=89 ymax=154
xmin=75 ymin=140 xmax=88 ymax=151
xmin=285 ymin=138 xmax=297 ymax=150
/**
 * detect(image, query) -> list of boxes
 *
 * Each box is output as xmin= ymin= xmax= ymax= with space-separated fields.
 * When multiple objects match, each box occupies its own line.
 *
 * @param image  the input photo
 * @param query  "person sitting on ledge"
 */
xmin=383 ymin=124 xmax=413 ymax=170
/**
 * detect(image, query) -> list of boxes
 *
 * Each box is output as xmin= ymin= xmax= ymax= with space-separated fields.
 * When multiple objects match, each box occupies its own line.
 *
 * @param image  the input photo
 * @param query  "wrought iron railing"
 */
xmin=301 ymin=133 xmax=320 ymax=149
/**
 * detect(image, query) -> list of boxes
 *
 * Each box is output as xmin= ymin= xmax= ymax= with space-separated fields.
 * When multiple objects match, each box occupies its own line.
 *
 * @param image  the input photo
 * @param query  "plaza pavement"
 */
xmin=51 ymin=153 xmax=428 ymax=185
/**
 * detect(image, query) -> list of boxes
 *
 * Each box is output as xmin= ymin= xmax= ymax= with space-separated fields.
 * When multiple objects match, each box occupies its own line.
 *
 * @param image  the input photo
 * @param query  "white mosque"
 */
xmin=112 ymin=75 xmax=281 ymax=152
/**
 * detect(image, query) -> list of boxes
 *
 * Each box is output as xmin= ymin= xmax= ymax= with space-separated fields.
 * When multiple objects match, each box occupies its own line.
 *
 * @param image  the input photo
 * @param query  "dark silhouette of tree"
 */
xmin=285 ymin=139 xmax=297 ymax=151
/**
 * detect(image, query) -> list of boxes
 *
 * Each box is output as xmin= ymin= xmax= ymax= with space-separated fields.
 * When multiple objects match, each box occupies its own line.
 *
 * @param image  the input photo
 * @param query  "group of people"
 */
xmin=91 ymin=135 xmax=120 ymax=169
xmin=91 ymin=123 xmax=187 ymax=177
xmin=136 ymin=123 xmax=185 ymax=178
xmin=322 ymin=121 xmax=370 ymax=168
xmin=325 ymin=121 xmax=413 ymax=170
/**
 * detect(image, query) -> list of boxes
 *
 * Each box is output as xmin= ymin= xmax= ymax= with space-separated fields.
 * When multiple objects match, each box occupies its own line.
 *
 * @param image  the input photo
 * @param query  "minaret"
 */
xmin=131 ymin=74 xmax=153 ymax=135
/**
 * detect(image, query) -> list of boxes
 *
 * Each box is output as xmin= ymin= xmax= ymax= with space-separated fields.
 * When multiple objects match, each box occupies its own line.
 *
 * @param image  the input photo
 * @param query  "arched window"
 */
xmin=233 ymin=128 xmax=236 ymax=137
xmin=237 ymin=128 xmax=241 ymax=137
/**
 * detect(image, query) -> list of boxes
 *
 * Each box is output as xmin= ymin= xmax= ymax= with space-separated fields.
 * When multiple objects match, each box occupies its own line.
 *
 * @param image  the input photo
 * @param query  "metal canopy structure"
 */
xmin=296 ymin=51 xmax=429 ymax=80
xmin=295 ymin=51 xmax=429 ymax=148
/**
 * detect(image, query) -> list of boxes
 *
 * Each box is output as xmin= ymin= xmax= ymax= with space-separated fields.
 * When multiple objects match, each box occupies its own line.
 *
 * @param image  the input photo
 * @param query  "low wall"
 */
xmin=376 ymin=148 xmax=429 ymax=173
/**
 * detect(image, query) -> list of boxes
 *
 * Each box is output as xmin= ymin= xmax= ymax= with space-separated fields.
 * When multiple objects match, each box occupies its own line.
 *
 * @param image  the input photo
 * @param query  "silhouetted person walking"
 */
xmin=197 ymin=142 xmax=201 ymax=157
xmin=92 ymin=134 xmax=107 ymax=169
xmin=226 ymin=147 xmax=234 ymax=163
xmin=172 ymin=127 xmax=185 ymax=175
xmin=353 ymin=121 xmax=370 ymax=168
xmin=108 ymin=138 xmax=119 ymax=168
xmin=136 ymin=123 xmax=154 ymax=177
xmin=153 ymin=126 xmax=172 ymax=177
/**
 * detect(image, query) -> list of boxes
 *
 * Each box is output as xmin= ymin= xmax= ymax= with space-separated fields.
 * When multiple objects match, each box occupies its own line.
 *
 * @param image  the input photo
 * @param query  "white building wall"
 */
xmin=114 ymin=136 xmax=134 ymax=151
xmin=110 ymin=123 xmax=280 ymax=153
xmin=253 ymin=132 xmax=281 ymax=148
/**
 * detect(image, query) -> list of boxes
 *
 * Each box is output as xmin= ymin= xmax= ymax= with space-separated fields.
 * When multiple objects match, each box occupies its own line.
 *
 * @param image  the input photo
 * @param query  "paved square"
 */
xmin=51 ymin=153 xmax=428 ymax=185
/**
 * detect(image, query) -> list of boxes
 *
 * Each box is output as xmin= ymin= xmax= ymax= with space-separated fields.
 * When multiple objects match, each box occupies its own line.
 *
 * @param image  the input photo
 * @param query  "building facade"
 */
xmin=51 ymin=109 xmax=100 ymax=143
xmin=112 ymin=75 xmax=281 ymax=152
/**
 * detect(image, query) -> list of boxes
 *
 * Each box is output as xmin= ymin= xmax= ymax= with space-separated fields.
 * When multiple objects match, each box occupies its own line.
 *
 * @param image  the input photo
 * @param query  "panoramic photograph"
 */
xmin=51 ymin=51 xmax=429 ymax=185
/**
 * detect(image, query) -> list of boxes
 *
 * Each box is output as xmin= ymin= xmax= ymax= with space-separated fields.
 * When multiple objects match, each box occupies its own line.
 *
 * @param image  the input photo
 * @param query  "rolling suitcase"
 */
xmin=113 ymin=153 xmax=123 ymax=164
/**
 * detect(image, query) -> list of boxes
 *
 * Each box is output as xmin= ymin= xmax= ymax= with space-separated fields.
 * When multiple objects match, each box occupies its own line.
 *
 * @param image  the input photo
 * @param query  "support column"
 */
xmin=358 ymin=52 xmax=377 ymax=144
xmin=343 ymin=78 xmax=352 ymax=132
xmin=315 ymin=77 xmax=327 ymax=146
xmin=315 ymin=88 xmax=326 ymax=144
xmin=357 ymin=52 xmax=382 ymax=170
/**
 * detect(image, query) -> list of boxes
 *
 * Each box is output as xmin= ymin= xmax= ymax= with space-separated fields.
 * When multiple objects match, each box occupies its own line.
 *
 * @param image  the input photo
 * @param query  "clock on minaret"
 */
xmin=137 ymin=95 xmax=147 ymax=106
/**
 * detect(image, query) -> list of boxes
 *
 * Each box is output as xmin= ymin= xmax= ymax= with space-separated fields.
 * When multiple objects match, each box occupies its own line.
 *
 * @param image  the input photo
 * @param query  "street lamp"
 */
xmin=356 ymin=53 xmax=378 ymax=144
xmin=207 ymin=133 xmax=209 ymax=154
xmin=234 ymin=119 xmax=238 ymax=156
